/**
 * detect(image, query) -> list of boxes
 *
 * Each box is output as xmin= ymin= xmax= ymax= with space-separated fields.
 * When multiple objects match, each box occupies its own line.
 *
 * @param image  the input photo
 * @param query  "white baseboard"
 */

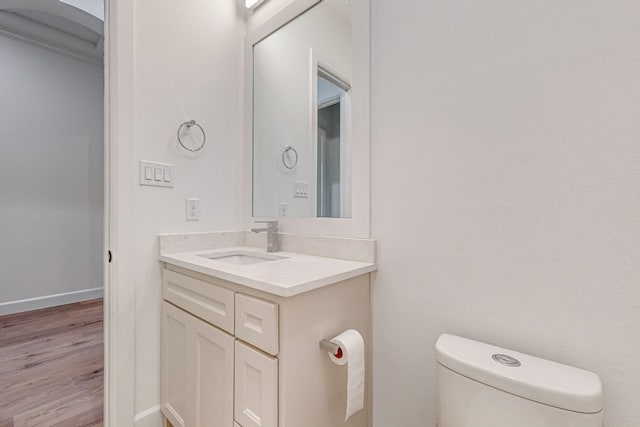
xmin=135 ymin=404 xmax=162 ymax=427
xmin=0 ymin=287 xmax=104 ymax=316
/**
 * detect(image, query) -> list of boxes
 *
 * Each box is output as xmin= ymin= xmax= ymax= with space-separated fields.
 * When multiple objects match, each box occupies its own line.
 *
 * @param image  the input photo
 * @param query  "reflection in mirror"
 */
xmin=317 ymin=70 xmax=350 ymax=217
xmin=252 ymin=0 xmax=352 ymax=218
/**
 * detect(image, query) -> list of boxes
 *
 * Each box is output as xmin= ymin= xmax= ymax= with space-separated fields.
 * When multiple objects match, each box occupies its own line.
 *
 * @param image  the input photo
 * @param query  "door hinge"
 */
xmin=108 ymin=250 xmax=112 ymax=263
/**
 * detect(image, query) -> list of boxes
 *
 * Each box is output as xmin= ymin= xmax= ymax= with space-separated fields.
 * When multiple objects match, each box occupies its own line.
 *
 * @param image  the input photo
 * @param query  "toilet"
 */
xmin=436 ymin=334 xmax=604 ymax=427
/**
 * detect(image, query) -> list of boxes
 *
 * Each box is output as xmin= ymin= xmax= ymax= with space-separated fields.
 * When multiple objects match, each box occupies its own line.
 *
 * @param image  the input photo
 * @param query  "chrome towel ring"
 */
xmin=282 ymin=145 xmax=298 ymax=169
xmin=177 ymin=120 xmax=206 ymax=152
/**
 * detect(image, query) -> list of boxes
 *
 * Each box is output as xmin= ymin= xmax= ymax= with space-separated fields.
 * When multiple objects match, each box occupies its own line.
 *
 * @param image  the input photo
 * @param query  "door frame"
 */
xmin=311 ymin=53 xmax=351 ymax=219
xmin=104 ymin=0 xmax=136 ymax=425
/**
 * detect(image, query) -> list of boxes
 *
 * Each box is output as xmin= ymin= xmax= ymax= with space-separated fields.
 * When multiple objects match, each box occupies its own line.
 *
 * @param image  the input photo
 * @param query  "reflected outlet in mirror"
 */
xmin=252 ymin=0 xmax=352 ymax=219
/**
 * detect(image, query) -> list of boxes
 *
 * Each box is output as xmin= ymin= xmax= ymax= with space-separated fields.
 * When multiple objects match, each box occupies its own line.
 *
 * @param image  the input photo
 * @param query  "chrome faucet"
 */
xmin=251 ymin=220 xmax=279 ymax=252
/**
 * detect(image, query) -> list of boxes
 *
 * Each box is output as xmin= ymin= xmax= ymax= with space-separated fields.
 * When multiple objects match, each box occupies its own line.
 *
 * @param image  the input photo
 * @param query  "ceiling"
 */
xmin=0 ymin=0 xmax=103 ymax=63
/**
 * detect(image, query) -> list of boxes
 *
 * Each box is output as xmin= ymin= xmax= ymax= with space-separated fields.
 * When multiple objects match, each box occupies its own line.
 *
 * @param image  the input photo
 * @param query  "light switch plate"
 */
xmin=293 ymin=181 xmax=309 ymax=198
xmin=139 ymin=160 xmax=174 ymax=188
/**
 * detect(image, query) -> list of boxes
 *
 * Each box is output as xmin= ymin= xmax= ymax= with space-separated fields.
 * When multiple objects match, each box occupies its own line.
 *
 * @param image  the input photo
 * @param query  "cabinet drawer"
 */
xmin=163 ymin=269 xmax=235 ymax=334
xmin=234 ymin=341 xmax=278 ymax=427
xmin=235 ymin=294 xmax=279 ymax=355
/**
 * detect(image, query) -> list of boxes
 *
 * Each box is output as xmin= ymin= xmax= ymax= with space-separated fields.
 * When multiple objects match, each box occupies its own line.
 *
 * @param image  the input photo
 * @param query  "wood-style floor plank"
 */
xmin=13 ymin=384 xmax=103 ymax=427
xmin=0 ymin=299 xmax=103 ymax=427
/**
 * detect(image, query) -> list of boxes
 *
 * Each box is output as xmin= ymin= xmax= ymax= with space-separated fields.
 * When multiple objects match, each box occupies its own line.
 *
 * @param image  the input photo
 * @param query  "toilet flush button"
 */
xmin=492 ymin=354 xmax=521 ymax=367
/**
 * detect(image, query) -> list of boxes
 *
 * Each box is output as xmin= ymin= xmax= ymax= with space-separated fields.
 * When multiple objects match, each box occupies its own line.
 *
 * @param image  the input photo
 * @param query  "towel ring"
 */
xmin=282 ymin=145 xmax=298 ymax=169
xmin=177 ymin=120 xmax=206 ymax=152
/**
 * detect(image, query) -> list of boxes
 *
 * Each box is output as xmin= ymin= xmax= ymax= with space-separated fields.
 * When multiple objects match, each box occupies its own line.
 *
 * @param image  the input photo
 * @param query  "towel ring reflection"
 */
xmin=282 ymin=145 xmax=298 ymax=169
xmin=177 ymin=120 xmax=206 ymax=152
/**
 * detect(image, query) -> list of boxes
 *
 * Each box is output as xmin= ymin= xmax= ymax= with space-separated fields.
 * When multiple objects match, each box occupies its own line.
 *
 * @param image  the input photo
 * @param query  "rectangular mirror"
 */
xmin=252 ymin=0 xmax=353 ymax=218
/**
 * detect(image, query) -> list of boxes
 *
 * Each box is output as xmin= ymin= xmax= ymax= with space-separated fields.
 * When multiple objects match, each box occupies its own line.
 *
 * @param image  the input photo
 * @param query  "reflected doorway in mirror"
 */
xmin=316 ymin=68 xmax=351 ymax=218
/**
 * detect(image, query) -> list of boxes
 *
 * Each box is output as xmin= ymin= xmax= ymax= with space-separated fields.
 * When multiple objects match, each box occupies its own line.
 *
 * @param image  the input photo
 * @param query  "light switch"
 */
xmin=293 ymin=181 xmax=309 ymax=198
xmin=139 ymin=160 xmax=174 ymax=188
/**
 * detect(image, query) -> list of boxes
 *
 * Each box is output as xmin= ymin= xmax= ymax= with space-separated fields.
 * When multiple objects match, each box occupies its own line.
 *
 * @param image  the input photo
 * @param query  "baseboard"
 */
xmin=0 ymin=287 xmax=104 ymax=316
xmin=135 ymin=404 xmax=162 ymax=427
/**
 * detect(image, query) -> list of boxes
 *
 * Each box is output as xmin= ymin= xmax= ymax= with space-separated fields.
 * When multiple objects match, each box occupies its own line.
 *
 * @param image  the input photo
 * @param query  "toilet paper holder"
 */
xmin=320 ymin=339 xmax=343 ymax=358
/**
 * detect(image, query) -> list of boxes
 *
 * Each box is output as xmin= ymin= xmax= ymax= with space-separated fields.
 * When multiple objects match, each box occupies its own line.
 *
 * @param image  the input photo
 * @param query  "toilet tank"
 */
xmin=435 ymin=334 xmax=604 ymax=427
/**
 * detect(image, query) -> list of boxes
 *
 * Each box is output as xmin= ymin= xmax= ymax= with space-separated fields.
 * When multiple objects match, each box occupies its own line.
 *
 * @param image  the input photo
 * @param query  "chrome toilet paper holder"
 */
xmin=319 ymin=339 xmax=341 ymax=355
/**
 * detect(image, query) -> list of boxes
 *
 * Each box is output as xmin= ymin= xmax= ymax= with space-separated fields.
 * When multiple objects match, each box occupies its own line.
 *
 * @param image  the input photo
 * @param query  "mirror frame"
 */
xmin=243 ymin=0 xmax=370 ymax=238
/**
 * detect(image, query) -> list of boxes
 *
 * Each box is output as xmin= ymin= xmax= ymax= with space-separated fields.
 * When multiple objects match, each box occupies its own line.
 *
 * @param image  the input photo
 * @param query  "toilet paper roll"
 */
xmin=328 ymin=329 xmax=365 ymax=421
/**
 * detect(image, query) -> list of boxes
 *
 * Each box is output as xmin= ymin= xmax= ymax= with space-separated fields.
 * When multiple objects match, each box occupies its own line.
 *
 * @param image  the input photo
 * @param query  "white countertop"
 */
xmin=160 ymin=247 xmax=376 ymax=297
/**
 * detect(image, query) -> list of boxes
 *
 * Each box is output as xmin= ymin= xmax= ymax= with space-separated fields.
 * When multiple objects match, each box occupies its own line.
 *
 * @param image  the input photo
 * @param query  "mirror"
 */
xmin=252 ymin=0 xmax=352 ymax=218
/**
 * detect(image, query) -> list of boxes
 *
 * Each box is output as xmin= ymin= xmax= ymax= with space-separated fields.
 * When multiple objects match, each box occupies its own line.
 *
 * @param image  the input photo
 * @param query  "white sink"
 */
xmin=199 ymin=250 xmax=288 ymax=265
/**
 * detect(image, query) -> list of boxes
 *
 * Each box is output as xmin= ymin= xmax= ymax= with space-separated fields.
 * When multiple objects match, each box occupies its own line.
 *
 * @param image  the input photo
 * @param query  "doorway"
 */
xmin=316 ymin=70 xmax=351 ymax=218
xmin=0 ymin=1 xmax=105 ymax=425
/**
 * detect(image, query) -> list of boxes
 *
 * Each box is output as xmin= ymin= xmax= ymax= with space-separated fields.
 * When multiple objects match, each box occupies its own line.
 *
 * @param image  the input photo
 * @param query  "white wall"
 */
xmin=0 ymin=34 xmax=103 ymax=313
xmin=253 ymin=0 xmax=351 ymax=218
xmin=371 ymin=1 xmax=640 ymax=426
xmin=132 ymin=0 xmax=245 ymax=422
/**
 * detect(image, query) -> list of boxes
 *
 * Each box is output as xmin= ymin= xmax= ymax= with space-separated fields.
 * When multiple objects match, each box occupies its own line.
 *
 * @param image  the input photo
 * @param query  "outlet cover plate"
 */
xmin=185 ymin=198 xmax=200 ymax=221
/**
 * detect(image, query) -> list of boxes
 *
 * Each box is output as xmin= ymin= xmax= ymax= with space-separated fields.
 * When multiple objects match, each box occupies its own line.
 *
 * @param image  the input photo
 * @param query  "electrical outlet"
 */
xmin=185 ymin=198 xmax=200 ymax=221
xmin=279 ymin=202 xmax=288 ymax=217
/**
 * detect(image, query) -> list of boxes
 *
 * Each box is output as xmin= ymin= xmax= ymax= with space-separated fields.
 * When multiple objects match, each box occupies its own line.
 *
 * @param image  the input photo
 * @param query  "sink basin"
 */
xmin=199 ymin=251 xmax=288 ymax=265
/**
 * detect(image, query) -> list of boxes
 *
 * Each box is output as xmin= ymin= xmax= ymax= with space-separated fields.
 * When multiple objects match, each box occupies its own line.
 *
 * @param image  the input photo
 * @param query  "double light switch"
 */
xmin=139 ymin=160 xmax=174 ymax=188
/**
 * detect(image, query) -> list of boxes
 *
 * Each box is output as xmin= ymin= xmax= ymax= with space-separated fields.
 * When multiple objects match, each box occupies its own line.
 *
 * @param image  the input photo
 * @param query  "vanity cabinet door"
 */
xmin=234 ymin=341 xmax=278 ymax=427
xmin=162 ymin=301 xmax=235 ymax=427
xmin=191 ymin=313 xmax=235 ymax=427
xmin=161 ymin=302 xmax=190 ymax=427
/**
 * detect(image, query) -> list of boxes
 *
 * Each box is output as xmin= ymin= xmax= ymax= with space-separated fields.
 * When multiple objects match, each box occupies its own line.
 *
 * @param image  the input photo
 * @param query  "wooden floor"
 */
xmin=0 ymin=299 xmax=103 ymax=427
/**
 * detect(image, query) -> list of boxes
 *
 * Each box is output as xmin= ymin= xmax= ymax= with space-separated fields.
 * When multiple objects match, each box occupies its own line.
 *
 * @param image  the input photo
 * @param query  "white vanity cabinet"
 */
xmin=161 ymin=300 xmax=235 ymax=427
xmin=160 ymin=263 xmax=371 ymax=427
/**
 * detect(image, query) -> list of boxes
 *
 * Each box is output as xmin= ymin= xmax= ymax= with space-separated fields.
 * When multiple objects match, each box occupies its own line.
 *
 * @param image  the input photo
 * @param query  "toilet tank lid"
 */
xmin=435 ymin=334 xmax=603 ymax=414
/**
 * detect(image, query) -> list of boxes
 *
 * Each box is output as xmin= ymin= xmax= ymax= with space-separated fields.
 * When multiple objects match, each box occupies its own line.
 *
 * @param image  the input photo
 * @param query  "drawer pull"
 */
xmin=244 ymin=313 xmax=264 ymax=334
